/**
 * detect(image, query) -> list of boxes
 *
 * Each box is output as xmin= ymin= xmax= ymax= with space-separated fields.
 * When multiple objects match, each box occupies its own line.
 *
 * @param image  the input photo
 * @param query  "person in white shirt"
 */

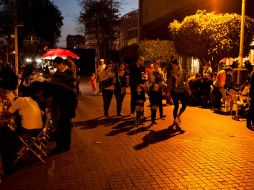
xmin=96 ymin=59 xmax=106 ymax=93
xmin=2 ymin=87 xmax=43 ymax=133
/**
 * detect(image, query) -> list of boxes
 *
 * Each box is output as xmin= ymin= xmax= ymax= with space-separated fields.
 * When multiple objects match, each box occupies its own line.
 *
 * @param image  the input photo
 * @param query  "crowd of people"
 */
xmin=93 ymin=56 xmax=254 ymax=131
xmin=93 ymin=56 xmax=191 ymax=130
xmin=0 ymin=57 xmax=78 ymax=176
xmin=1 ymin=54 xmax=254 ymax=178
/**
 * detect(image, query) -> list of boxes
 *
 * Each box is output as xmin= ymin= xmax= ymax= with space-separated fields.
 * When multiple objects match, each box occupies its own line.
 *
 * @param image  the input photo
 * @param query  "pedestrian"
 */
xmin=211 ymin=66 xmax=232 ymax=110
xmin=67 ymin=56 xmax=81 ymax=95
xmin=167 ymin=59 xmax=191 ymax=131
xmin=148 ymin=59 xmax=166 ymax=118
xmin=129 ymin=56 xmax=146 ymax=116
xmin=51 ymin=57 xmax=76 ymax=90
xmin=96 ymin=59 xmax=106 ymax=94
xmin=149 ymin=83 xmax=162 ymax=125
xmin=133 ymin=84 xmax=146 ymax=124
xmin=30 ymin=81 xmax=78 ymax=154
xmin=247 ymin=71 xmax=254 ymax=130
xmin=89 ymin=73 xmax=97 ymax=94
xmin=114 ymin=63 xmax=129 ymax=116
xmin=100 ymin=62 xmax=115 ymax=117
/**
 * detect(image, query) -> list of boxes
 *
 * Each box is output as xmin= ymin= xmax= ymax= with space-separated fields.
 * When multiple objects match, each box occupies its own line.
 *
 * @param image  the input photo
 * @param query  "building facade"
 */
xmin=119 ymin=10 xmax=139 ymax=49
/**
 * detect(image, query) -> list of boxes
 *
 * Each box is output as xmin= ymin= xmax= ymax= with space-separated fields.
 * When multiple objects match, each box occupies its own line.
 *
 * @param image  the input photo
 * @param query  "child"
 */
xmin=134 ymin=84 xmax=146 ymax=125
xmin=89 ymin=73 xmax=97 ymax=94
xmin=149 ymin=83 xmax=162 ymax=125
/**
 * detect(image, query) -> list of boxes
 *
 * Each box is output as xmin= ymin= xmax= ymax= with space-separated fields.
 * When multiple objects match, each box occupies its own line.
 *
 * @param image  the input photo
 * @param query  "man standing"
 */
xmin=52 ymin=57 xmax=76 ymax=90
xmin=212 ymin=66 xmax=232 ymax=110
xmin=96 ymin=59 xmax=106 ymax=94
xmin=45 ymin=57 xmax=77 ymax=154
xmin=67 ymin=56 xmax=81 ymax=95
xmin=30 ymin=81 xmax=78 ymax=154
xmin=129 ymin=56 xmax=146 ymax=115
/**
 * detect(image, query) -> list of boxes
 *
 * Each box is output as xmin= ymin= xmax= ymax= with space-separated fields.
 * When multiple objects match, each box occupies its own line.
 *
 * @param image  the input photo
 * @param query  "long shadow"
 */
xmin=73 ymin=116 xmax=125 ymax=129
xmin=106 ymin=119 xmax=136 ymax=136
xmin=134 ymin=125 xmax=185 ymax=150
xmin=127 ymin=124 xmax=153 ymax=135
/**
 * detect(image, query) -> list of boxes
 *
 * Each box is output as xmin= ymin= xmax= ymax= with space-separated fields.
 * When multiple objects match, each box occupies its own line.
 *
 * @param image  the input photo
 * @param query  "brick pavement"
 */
xmin=1 ymin=77 xmax=254 ymax=190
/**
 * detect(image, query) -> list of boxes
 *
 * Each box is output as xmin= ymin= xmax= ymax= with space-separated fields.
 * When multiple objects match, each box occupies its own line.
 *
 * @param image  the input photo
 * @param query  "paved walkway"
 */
xmin=1 ymin=77 xmax=254 ymax=190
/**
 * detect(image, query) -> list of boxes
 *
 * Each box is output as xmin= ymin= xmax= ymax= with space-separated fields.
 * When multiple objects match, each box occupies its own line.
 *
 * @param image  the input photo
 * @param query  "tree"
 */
xmin=79 ymin=0 xmax=120 ymax=59
xmin=139 ymin=40 xmax=177 ymax=66
xmin=169 ymin=10 xmax=254 ymax=69
xmin=0 ymin=0 xmax=63 ymax=63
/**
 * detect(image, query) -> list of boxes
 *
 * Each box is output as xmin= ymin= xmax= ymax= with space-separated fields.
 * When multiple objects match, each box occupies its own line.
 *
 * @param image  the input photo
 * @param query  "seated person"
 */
xmin=1 ymin=86 xmax=43 ymax=134
xmin=0 ymin=87 xmax=43 ymax=176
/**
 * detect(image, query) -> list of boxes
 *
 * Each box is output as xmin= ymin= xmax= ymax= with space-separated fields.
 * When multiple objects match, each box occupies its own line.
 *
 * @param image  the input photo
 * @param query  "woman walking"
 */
xmin=114 ymin=63 xmax=129 ymax=116
xmin=100 ymin=62 xmax=115 ymax=117
xmin=167 ymin=59 xmax=191 ymax=130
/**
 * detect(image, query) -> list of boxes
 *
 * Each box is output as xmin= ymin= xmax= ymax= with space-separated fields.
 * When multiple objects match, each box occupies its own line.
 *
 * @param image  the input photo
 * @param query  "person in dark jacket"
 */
xmin=51 ymin=57 xmax=76 ymax=90
xmin=247 ymin=71 xmax=254 ymax=130
xmin=114 ymin=63 xmax=129 ymax=116
xmin=149 ymin=83 xmax=162 ymax=125
xmin=30 ymin=81 xmax=78 ymax=154
xmin=133 ymin=84 xmax=146 ymax=124
xmin=129 ymin=56 xmax=146 ymax=115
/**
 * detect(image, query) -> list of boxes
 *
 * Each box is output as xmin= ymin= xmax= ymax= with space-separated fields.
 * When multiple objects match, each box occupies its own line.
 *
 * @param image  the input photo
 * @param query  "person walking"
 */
xmin=100 ymin=62 xmax=115 ymax=117
xmin=114 ymin=63 xmax=129 ymax=116
xmin=129 ymin=56 xmax=146 ymax=116
xmin=167 ymin=59 xmax=191 ymax=131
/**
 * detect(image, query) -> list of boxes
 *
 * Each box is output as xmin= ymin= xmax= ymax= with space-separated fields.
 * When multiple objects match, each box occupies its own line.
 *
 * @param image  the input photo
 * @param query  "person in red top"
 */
xmin=89 ymin=73 xmax=97 ymax=94
xmin=212 ymin=66 xmax=232 ymax=110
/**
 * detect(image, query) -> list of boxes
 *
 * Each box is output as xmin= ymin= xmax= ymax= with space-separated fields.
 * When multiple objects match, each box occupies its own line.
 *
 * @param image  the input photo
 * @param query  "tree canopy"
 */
xmin=0 ymin=0 xmax=63 ymax=58
xmin=79 ymin=0 xmax=120 ymax=58
xmin=139 ymin=40 xmax=177 ymax=65
xmin=169 ymin=10 xmax=254 ymax=68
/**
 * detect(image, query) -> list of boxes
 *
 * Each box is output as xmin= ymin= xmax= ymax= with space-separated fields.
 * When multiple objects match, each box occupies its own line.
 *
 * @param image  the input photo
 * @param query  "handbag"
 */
xmin=101 ymin=77 xmax=114 ymax=89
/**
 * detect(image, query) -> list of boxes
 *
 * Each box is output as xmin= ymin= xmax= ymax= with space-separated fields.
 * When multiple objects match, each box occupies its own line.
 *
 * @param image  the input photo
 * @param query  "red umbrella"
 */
xmin=41 ymin=48 xmax=79 ymax=60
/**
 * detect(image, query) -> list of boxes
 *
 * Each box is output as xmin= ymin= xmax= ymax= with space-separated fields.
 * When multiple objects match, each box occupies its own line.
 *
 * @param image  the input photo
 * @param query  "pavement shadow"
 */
xmin=134 ymin=125 xmax=185 ymax=150
xmin=74 ymin=116 xmax=125 ymax=129
xmin=127 ymin=124 xmax=153 ymax=135
xmin=106 ymin=119 xmax=136 ymax=136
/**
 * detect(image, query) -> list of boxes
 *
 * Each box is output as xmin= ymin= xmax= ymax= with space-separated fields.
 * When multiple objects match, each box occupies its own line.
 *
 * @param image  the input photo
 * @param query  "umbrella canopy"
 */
xmin=41 ymin=48 xmax=79 ymax=60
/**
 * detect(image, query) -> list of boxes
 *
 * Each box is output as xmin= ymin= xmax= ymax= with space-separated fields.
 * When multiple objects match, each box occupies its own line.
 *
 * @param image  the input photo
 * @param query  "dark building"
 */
xmin=66 ymin=35 xmax=86 ymax=49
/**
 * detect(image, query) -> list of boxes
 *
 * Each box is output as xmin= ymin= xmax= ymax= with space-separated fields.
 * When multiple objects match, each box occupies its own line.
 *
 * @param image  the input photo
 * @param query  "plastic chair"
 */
xmin=14 ymin=108 xmax=51 ymax=164
xmin=227 ymin=89 xmax=244 ymax=120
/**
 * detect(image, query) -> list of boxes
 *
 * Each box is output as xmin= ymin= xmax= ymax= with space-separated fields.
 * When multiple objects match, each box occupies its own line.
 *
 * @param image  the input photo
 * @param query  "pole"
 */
xmin=14 ymin=24 xmax=19 ymax=74
xmin=237 ymin=0 xmax=246 ymax=84
xmin=14 ymin=0 xmax=19 ymax=74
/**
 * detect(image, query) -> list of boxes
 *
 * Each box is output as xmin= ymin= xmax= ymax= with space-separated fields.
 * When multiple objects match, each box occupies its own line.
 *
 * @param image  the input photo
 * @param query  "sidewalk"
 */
xmin=1 ymin=76 xmax=254 ymax=189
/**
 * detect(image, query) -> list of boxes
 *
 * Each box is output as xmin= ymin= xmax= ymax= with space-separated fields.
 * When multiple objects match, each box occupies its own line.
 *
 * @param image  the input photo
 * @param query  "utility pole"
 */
xmin=237 ymin=0 xmax=246 ymax=85
xmin=14 ymin=0 xmax=19 ymax=74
